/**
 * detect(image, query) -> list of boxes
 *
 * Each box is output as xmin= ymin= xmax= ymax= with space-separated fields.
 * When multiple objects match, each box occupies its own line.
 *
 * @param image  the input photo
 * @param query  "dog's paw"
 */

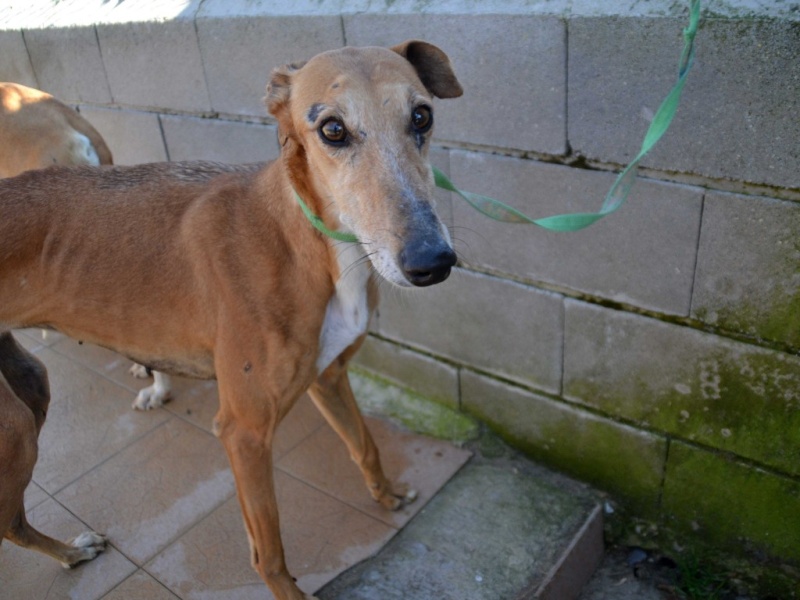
xmin=132 ymin=384 xmax=171 ymax=411
xmin=129 ymin=363 xmax=150 ymax=379
xmin=374 ymin=482 xmax=418 ymax=511
xmin=61 ymin=531 xmax=107 ymax=568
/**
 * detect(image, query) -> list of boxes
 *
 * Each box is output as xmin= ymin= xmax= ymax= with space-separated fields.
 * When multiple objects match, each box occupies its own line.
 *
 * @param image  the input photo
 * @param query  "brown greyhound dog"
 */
xmin=0 ymin=41 xmax=462 ymax=599
xmin=0 ymin=81 xmax=174 ymax=410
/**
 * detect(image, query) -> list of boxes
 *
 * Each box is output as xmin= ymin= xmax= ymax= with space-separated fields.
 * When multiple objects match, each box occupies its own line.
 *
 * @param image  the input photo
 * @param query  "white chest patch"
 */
xmin=316 ymin=244 xmax=371 ymax=374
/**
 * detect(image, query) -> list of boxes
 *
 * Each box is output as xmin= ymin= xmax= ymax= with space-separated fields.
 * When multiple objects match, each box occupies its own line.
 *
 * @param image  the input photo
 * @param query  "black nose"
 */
xmin=400 ymin=244 xmax=457 ymax=287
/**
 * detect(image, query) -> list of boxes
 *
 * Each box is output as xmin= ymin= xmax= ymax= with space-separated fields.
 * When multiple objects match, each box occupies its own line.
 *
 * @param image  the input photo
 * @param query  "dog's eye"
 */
xmin=319 ymin=118 xmax=348 ymax=145
xmin=411 ymin=106 xmax=433 ymax=133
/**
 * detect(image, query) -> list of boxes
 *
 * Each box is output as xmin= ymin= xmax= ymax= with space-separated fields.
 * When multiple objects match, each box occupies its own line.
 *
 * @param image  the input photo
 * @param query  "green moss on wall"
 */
xmin=567 ymin=342 xmax=800 ymax=477
xmin=705 ymin=284 xmax=800 ymax=350
xmin=349 ymin=367 xmax=480 ymax=443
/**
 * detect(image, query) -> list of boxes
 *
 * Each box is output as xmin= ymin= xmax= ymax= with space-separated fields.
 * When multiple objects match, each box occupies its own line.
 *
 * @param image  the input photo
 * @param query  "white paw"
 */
xmin=61 ymin=531 xmax=107 ymax=568
xmin=404 ymin=488 xmax=419 ymax=504
xmin=129 ymin=363 xmax=150 ymax=379
xmin=132 ymin=385 xmax=170 ymax=410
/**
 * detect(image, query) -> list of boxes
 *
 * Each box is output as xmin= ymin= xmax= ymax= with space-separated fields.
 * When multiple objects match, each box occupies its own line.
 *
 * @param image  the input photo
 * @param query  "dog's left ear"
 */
xmin=265 ymin=61 xmax=306 ymax=144
xmin=391 ymin=40 xmax=463 ymax=99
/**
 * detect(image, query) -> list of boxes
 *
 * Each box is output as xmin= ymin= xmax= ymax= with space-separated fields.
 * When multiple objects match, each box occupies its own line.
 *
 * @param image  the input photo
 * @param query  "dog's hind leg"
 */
xmin=5 ymin=507 xmax=108 ymax=568
xmin=307 ymin=351 xmax=417 ymax=511
xmin=0 ymin=332 xmax=107 ymax=567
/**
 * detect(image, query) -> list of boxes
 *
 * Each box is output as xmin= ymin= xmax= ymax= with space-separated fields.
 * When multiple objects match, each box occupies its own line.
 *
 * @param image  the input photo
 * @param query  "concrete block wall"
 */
xmin=2 ymin=0 xmax=798 ymax=585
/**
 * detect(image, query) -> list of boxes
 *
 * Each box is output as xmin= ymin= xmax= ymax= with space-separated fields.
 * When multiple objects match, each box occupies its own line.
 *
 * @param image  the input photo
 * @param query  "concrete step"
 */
xmin=318 ymin=445 xmax=604 ymax=600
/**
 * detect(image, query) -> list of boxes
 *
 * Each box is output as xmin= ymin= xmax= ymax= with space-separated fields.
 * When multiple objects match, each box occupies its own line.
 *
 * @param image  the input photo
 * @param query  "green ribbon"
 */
xmin=434 ymin=0 xmax=701 ymax=232
xmin=296 ymin=0 xmax=701 ymax=240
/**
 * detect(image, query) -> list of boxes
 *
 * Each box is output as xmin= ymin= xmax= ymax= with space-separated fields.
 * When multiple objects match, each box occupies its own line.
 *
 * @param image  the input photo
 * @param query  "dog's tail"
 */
xmin=61 ymin=109 xmax=113 ymax=166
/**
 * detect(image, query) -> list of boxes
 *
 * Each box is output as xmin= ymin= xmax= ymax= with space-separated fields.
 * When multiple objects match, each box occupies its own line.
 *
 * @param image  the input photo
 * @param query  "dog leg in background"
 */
xmin=0 ymin=333 xmax=107 ymax=567
xmin=129 ymin=367 xmax=173 ymax=410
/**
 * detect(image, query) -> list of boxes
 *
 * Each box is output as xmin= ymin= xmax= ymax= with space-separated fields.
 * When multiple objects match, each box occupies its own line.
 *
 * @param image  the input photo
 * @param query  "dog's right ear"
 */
xmin=265 ymin=62 xmax=306 ymax=144
xmin=391 ymin=40 xmax=463 ymax=99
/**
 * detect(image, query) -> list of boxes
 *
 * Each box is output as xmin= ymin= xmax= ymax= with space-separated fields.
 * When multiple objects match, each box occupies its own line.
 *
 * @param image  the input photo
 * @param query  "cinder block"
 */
xmin=691 ymin=191 xmax=800 ymax=349
xmin=161 ymin=115 xmax=279 ymax=164
xmin=24 ymin=26 xmax=111 ymax=104
xmin=569 ymin=18 xmax=800 ymax=189
xmin=378 ymin=268 xmax=564 ymax=394
xmin=663 ymin=441 xmax=800 ymax=563
xmin=195 ymin=14 xmax=344 ymax=117
xmin=96 ymin=20 xmax=210 ymax=112
xmin=564 ymin=300 xmax=800 ymax=477
xmin=0 ymin=30 xmax=38 ymax=87
xmin=449 ymin=151 xmax=703 ymax=315
xmin=461 ymin=370 xmax=666 ymax=515
xmin=352 ymin=335 xmax=460 ymax=409
xmin=344 ymin=14 xmax=567 ymax=154
xmin=7 ymin=0 xmax=203 ymax=27
xmin=78 ymin=107 xmax=167 ymax=165
xmin=429 ymin=147 xmax=453 ymax=233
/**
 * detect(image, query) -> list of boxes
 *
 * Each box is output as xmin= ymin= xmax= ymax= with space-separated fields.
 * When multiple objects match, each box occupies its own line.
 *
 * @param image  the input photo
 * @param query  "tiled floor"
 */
xmin=0 ymin=330 xmax=471 ymax=599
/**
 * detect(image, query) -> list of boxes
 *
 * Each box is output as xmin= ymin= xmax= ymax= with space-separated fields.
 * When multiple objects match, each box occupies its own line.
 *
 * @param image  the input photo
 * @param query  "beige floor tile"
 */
xmin=55 ymin=418 xmax=235 ymax=566
xmin=277 ymin=417 xmax=472 ymax=527
xmin=24 ymin=481 xmax=50 ymax=510
xmin=102 ymin=569 xmax=179 ymax=600
xmin=145 ymin=471 xmax=396 ymax=599
xmin=13 ymin=329 xmax=47 ymax=353
xmin=49 ymin=338 xmax=139 ymax=393
xmin=5 ymin=328 xmax=473 ymax=599
xmin=30 ymin=347 xmax=171 ymax=494
xmin=274 ymin=395 xmax=327 ymax=459
xmin=0 ymin=498 xmax=136 ymax=600
xmin=162 ymin=376 xmax=221 ymax=432
xmin=17 ymin=328 xmax=67 ymax=348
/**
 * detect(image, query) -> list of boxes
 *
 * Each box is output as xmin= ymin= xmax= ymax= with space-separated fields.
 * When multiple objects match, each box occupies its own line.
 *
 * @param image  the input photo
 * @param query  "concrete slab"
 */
xmin=160 ymin=114 xmax=280 ymax=163
xmin=196 ymin=14 xmax=344 ymax=117
xmin=378 ymin=268 xmax=564 ymax=395
xmin=0 ymin=30 xmax=38 ymax=87
xmin=449 ymin=151 xmax=703 ymax=315
xmin=564 ymin=299 xmax=800 ymax=477
xmin=344 ymin=13 xmax=567 ymax=154
xmin=97 ymin=20 xmax=210 ymax=112
xmin=78 ymin=106 xmax=167 ymax=165
xmin=24 ymin=26 xmax=111 ymax=104
xmin=691 ymin=190 xmax=800 ymax=348
xmin=319 ymin=451 xmax=602 ymax=600
xmin=569 ymin=17 xmax=800 ymax=189
xmin=353 ymin=336 xmax=461 ymax=410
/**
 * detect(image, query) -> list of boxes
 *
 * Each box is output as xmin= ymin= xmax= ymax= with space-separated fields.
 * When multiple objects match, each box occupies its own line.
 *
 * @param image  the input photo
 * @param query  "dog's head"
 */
xmin=266 ymin=40 xmax=463 ymax=287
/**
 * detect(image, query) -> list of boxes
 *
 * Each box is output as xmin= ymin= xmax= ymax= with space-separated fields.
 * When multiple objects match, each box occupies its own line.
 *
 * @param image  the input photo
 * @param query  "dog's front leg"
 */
xmin=308 ymin=354 xmax=417 ymax=511
xmin=213 ymin=377 xmax=315 ymax=600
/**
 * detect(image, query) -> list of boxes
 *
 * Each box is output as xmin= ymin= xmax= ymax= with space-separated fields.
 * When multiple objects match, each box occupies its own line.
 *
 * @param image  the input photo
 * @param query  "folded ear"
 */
xmin=391 ymin=40 xmax=463 ymax=99
xmin=264 ymin=61 xmax=306 ymax=144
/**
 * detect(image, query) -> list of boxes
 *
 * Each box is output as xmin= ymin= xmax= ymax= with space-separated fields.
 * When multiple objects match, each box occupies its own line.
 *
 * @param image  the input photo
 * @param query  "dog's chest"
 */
xmin=316 ymin=246 xmax=371 ymax=374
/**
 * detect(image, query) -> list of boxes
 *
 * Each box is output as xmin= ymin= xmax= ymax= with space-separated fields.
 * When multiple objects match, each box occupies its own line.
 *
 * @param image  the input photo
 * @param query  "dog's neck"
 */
xmin=316 ymin=242 xmax=372 ymax=374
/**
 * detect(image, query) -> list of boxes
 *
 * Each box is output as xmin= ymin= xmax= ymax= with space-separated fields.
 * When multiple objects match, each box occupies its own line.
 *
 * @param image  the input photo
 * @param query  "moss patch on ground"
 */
xmin=349 ymin=367 xmax=480 ymax=443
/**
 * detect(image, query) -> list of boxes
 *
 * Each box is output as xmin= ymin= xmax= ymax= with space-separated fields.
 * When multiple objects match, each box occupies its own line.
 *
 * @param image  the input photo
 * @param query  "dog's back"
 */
xmin=0 ymin=161 xmax=266 ymax=376
xmin=0 ymin=83 xmax=112 ymax=177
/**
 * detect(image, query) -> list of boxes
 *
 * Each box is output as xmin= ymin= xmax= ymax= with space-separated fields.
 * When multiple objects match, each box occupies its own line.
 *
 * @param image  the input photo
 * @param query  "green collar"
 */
xmin=292 ymin=188 xmax=359 ymax=243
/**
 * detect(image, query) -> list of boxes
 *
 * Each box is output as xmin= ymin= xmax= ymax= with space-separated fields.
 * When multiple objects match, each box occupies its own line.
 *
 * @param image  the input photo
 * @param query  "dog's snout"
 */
xmin=400 ymin=243 xmax=457 ymax=287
